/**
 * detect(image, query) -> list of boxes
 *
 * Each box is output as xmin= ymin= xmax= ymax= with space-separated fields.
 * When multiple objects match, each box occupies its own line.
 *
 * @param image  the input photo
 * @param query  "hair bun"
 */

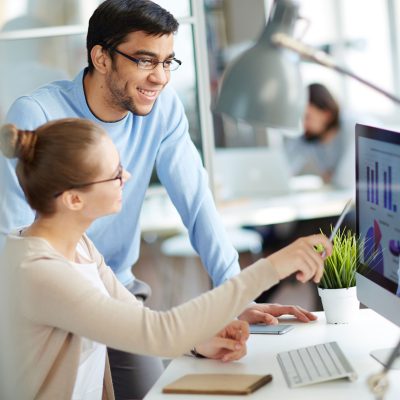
xmin=0 ymin=124 xmax=37 ymax=162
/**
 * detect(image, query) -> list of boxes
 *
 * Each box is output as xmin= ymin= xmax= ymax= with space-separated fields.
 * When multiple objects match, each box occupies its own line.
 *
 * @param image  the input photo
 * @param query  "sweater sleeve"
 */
xmin=156 ymin=88 xmax=240 ymax=286
xmin=20 ymin=254 xmax=280 ymax=358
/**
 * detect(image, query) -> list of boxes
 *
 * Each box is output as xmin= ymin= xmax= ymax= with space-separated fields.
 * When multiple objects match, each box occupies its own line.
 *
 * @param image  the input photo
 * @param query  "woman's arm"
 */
xmin=20 ymin=234 xmax=330 ymax=358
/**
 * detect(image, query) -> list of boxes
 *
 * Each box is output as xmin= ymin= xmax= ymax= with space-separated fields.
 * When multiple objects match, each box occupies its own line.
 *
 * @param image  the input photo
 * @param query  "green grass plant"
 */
xmin=319 ymin=228 xmax=358 ymax=289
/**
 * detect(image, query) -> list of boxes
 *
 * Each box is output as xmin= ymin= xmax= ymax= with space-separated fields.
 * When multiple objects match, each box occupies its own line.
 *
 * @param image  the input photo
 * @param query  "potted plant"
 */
xmin=317 ymin=228 xmax=360 ymax=324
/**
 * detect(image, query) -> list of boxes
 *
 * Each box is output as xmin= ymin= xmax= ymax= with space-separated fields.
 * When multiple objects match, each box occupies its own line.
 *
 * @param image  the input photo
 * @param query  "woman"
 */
xmin=285 ymin=83 xmax=341 ymax=183
xmin=0 ymin=118 xmax=331 ymax=399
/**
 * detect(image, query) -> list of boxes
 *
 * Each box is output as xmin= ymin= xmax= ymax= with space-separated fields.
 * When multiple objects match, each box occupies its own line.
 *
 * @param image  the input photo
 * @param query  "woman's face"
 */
xmin=78 ymin=135 xmax=130 ymax=220
xmin=303 ymin=104 xmax=333 ymax=140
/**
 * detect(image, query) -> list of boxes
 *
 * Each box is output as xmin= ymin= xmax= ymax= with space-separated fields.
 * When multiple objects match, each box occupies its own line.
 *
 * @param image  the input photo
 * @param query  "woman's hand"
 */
xmin=268 ymin=234 xmax=332 ymax=284
xmin=194 ymin=320 xmax=249 ymax=362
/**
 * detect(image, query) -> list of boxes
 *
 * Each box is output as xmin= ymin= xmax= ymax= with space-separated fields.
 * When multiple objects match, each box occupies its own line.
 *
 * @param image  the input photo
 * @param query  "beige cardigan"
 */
xmin=0 ymin=233 xmax=280 ymax=399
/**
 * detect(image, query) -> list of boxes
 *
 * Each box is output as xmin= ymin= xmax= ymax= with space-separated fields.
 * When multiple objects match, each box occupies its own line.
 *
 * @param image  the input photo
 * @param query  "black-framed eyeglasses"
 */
xmin=54 ymin=164 xmax=124 ymax=198
xmin=104 ymin=44 xmax=182 ymax=71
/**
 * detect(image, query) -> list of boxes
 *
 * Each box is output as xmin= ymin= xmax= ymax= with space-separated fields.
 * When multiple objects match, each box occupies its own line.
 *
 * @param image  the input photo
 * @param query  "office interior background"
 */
xmin=2 ymin=0 xmax=400 ymax=311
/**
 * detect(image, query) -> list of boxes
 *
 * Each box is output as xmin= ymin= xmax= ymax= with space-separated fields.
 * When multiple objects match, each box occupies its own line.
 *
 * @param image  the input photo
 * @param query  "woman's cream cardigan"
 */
xmin=0 ymin=233 xmax=280 ymax=399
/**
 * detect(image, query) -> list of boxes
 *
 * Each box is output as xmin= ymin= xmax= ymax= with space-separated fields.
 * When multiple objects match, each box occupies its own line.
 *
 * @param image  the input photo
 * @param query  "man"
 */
xmin=0 ymin=1 xmax=317 ymax=398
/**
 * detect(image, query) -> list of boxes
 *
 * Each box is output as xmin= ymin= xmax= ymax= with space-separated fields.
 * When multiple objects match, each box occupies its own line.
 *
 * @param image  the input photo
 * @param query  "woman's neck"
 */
xmin=23 ymin=214 xmax=91 ymax=262
xmin=320 ymin=126 xmax=338 ymax=144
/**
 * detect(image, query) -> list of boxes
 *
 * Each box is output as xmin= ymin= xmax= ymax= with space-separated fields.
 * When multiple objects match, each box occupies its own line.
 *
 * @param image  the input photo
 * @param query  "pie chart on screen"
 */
xmin=363 ymin=220 xmax=384 ymax=274
xmin=389 ymin=240 xmax=400 ymax=256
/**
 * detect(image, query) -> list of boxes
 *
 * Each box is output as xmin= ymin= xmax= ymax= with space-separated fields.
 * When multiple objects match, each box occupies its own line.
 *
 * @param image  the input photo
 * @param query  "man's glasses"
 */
xmin=104 ymin=44 xmax=182 ymax=71
xmin=54 ymin=164 xmax=124 ymax=198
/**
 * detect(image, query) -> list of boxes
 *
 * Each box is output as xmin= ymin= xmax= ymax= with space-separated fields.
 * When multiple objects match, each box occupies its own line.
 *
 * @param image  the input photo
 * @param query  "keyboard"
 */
xmin=277 ymin=341 xmax=358 ymax=388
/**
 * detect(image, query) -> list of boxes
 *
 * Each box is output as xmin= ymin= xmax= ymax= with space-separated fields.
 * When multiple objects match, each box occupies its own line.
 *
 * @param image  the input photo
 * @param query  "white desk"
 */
xmin=140 ymin=185 xmax=353 ymax=235
xmin=145 ymin=310 xmax=400 ymax=399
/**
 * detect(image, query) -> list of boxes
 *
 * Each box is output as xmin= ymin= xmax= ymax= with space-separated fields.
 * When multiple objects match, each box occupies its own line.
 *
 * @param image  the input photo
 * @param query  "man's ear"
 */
xmin=91 ymin=44 xmax=110 ymax=75
xmin=61 ymin=191 xmax=84 ymax=211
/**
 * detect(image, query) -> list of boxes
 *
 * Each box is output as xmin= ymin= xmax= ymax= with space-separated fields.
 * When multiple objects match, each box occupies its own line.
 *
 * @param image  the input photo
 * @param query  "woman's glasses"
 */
xmin=54 ymin=164 xmax=124 ymax=198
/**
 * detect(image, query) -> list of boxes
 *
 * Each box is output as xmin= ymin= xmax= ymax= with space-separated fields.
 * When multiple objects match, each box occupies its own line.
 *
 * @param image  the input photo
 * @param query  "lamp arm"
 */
xmin=272 ymin=33 xmax=400 ymax=105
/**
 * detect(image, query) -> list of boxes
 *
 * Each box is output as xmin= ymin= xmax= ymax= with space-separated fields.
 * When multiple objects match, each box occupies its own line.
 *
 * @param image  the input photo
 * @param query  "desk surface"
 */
xmin=140 ymin=185 xmax=353 ymax=235
xmin=145 ymin=310 xmax=400 ymax=399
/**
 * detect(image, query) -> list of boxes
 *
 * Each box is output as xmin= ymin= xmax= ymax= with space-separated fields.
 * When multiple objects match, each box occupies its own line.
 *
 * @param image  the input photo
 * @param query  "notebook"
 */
xmin=162 ymin=373 xmax=272 ymax=395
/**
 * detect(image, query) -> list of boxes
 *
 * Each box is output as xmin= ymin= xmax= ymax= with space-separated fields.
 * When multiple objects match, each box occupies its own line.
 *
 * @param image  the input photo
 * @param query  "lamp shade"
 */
xmin=214 ymin=0 xmax=306 ymax=131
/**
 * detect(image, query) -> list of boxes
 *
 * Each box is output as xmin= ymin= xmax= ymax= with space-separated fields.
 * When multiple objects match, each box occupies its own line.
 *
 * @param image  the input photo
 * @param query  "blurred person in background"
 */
xmin=285 ymin=83 xmax=357 ymax=189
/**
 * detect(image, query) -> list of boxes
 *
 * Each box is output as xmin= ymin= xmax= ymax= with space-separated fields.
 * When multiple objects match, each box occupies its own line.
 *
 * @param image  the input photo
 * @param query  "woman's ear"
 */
xmin=60 ymin=191 xmax=84 ymax=211
xmin=90 ymin=44 xmax=110 ymax=75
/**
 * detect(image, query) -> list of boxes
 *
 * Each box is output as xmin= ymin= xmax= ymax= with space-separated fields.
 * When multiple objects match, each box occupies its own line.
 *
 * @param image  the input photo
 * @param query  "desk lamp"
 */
xmin=215 ymin=0 xmax=400 ymax=132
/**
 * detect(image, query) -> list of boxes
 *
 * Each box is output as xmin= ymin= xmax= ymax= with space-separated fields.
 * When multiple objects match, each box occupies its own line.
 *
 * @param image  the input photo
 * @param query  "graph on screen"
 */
xmin=358 ymin=135 xmax=400 ymax=287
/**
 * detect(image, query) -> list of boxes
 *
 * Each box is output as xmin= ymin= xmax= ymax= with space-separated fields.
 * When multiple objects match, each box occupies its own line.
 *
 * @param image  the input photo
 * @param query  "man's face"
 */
xmin=105 ymin=31 xmax=174 ymax=116
xmin=303 ymin=104 xmax=332 ymax=141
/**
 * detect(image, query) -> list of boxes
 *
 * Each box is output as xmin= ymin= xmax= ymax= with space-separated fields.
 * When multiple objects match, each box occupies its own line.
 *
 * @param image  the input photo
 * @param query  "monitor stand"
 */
xmin=371 ymin=348 xmax=400 ymax=370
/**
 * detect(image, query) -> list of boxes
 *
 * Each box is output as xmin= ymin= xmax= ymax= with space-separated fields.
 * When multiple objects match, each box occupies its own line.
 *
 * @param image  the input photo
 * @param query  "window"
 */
xmin=299 ymin=0 xmax=396 ymax=116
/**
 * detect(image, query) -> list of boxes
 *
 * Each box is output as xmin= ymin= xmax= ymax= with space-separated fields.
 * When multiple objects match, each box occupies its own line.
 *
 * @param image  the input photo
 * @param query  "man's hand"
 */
xmin=238 ymin=303 xmax=317 ymax=325
xmin=194 ymin=320 xmax=250 ymax=362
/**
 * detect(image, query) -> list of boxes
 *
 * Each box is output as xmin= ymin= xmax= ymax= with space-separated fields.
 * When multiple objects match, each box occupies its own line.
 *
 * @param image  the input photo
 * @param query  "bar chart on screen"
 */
xmin=365 ymin=159 xmax=398 ymax=212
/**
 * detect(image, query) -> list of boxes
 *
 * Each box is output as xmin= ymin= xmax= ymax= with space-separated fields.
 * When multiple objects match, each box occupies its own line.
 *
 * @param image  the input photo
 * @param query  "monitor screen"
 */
xmin=356 ymin=123 xmax=400 ymax=328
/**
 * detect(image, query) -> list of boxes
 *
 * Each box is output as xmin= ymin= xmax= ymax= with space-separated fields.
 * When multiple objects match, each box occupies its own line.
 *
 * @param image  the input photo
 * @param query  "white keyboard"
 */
xmin=277 ymin=341 xmax=358 ymax=388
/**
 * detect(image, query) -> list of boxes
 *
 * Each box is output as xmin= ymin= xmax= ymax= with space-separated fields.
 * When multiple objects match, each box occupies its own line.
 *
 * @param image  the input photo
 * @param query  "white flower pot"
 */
xmin=317 ymin=286 xmax=360 ymax=324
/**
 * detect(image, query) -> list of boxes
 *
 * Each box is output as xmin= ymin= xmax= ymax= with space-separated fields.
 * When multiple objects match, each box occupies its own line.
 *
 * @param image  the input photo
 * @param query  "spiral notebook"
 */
xmin=162 ymin=373 xmax=273 ymax=395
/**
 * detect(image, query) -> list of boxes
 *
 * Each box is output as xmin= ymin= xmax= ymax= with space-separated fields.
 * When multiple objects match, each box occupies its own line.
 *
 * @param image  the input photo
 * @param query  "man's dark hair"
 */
xmin=86 ymin=0 xmax=179 ymax=72
xmin=308 ymin=83 xmax=340 ymax=131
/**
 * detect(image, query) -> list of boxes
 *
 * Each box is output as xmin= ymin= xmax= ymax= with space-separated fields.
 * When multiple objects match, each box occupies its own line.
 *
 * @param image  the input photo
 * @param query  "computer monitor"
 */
xmin=356 ymin=123 xmax=400 ymax=369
